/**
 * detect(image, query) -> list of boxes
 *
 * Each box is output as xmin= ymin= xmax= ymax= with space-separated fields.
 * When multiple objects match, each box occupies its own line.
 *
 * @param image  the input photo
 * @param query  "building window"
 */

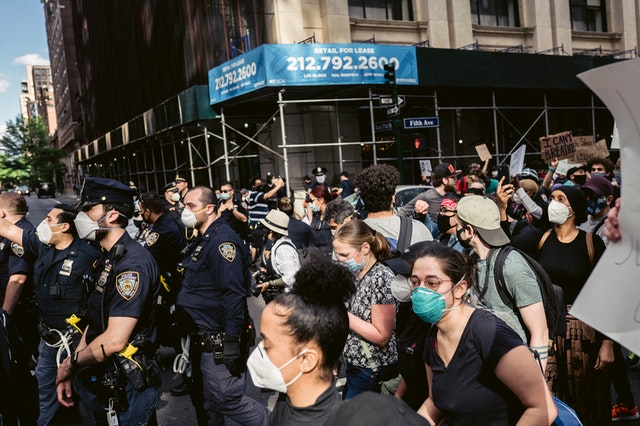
xmin=471 ymin=0 xmax=520 ymax=27
xmin=570 ymin=0 xmax=607 ymax=32
xmin=348 ymin=0 xmax=414 ymax=21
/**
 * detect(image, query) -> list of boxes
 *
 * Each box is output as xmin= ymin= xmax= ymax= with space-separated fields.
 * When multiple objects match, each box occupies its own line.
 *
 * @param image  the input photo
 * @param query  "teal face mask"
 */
xmin=411 ymin=277 xmax=463 ymax=323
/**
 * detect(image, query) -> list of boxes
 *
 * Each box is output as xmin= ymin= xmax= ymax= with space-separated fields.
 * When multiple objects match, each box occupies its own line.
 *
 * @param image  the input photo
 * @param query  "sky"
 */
xmin=0 ymin=0 xmax=50 ymax=137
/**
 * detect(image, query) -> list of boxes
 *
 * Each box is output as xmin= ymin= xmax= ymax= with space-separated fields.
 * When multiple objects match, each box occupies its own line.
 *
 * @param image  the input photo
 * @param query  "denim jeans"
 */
xmin=343 ymin=363 xmax=398 ymax=400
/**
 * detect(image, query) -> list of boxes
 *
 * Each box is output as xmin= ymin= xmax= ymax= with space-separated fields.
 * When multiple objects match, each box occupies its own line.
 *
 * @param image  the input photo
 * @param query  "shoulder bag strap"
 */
xmin=358 ymin=339 xmax=379 ymax=373
xmin=538 ymin=229 xmax=552 ymax=251
xmin=586 ymin=232 xmax=594 ymax=267
xmin=397 ymin=215 xmax=413 ymax=253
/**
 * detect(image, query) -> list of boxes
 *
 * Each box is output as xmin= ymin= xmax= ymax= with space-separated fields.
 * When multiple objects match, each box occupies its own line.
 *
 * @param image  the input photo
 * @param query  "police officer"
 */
xmin=176 ymin=185 xmax=268 ymax=426
xmin=137 ymin=192 xmax=187 ymax=342
xmin=174 ymin=174 xmax=190 ymax=204
xmin=55 ymin=177 xmax=161 ymax=425
xmin=0 ymin=204 xmax=100 ymax=426
xmin=0 ymin=192 xmax=37 ymax=358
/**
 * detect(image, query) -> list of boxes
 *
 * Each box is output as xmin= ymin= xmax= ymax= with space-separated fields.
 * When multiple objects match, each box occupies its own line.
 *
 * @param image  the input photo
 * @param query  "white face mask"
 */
xmin=36 ymin=221 xmax=63 ymax=245
xmin=181 ymin=209 xmax=197 ymax=229
xmin=315 ymin=175 xmax=325 ymax=184
xmin=247 ymin=341 xmax=307 ymax=393
xmin=171 ymin=192 xmax=181 ymax=202
xmin=391 ymin=275 xmax=412 ymax=302
xmin=74 ymin=211 xmax=102 ymax=241
xmin=181 ymin=205 xmax=207 ymax=229
xmin=547 ymin=200 xmax=571 ymax=225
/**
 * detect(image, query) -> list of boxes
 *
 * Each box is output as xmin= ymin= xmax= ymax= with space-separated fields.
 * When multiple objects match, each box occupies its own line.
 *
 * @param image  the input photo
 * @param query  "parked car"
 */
xmin=394 ymin=185 xmax=430 ymax=210
xmin=37 ymin=182 xmax=56 ymax=198
xmin=15 ymin=185 xmax=31 ymax=196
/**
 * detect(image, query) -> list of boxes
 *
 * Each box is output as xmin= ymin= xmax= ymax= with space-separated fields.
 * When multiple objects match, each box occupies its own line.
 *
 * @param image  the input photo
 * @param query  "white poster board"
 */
xmin=570 ymin=59 xmax=640 ymax=355
xmin=555 ymin=159 xmax=583 ymax=177
xmin=419 ymin=160 xmax=432 ymax=178
xmin=611 ymin=121 xmax=620 ymax=150
xmin=509 ymin=145 xmax=526 ymax=178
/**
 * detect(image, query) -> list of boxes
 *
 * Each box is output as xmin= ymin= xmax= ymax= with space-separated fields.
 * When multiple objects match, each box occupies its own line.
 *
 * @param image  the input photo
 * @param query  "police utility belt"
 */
xmin=191 ymin=330 xmax=226 ymax=364
xmin=78 ymin=333 xmax=160 ymax=412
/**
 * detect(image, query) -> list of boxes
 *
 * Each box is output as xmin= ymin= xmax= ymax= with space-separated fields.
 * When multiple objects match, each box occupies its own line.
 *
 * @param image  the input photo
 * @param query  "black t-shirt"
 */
xmin=269 ymin=382 xmax=342 ymax=425
xmin=425 ymin=309 xmax=525 ymax=425
xmin=537 ymin=230 xmax=605 ymax=304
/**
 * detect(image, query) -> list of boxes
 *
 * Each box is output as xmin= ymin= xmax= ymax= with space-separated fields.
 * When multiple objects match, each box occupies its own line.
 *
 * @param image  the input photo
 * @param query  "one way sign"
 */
xmin=403 ymin=117 xmax=439 ymax=129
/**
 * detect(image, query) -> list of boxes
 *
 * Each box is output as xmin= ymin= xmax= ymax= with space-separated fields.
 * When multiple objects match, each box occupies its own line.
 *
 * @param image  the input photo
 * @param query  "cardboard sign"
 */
xmin=475 ymin=144 xmax=492 ymax=162
xmin=539 ymin=131 xmax=576 ymax=162
xmin=572 ymin=136 xmax=610 ymax=163
xmin=570 ymin=59 xmax=640 ymax=355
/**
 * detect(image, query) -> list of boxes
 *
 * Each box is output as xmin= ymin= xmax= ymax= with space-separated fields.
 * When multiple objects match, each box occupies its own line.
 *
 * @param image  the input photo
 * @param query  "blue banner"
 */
xmin=209 ymin=44 xmax=418 ymax=104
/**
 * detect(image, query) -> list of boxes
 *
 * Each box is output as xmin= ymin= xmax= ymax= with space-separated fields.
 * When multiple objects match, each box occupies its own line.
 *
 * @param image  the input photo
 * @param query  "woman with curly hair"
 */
xmin=333 ymin=219 xmax=398 ymax=399
xmin=248 ymin=258 xmax=356 ymax=425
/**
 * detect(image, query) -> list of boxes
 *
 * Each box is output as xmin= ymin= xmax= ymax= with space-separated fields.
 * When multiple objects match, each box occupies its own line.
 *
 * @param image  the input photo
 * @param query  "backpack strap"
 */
xmin=592 ymin=216 xmax=607 ymax=236
xmin=493 ymin=246 xmax=518 ymax=314
xmin=586 ymin=232 xmax=594 ymax=267
xmin=538 ymin=229 xmax=552 ymax=251
xmin=397 ymin=215 xmax=413 ymax=253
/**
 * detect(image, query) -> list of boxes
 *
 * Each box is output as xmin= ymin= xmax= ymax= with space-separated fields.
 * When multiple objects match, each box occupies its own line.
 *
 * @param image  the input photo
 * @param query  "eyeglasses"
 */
xmin=220 ymin=189 xmax=231 ymax=193
xmin=310 ymin=198 xmax=318 ymax=202
xmin=409 ymin=275 xmax=454 ymax=291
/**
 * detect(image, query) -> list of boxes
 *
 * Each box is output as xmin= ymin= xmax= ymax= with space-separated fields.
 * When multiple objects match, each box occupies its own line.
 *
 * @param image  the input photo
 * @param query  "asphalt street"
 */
xmin=23 ymin=194 xmax=640 ymax=425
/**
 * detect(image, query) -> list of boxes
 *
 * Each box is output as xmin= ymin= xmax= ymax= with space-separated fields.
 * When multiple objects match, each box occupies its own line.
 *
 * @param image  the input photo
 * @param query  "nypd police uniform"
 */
xmin=0 ymin=217 xmax=38 ymax=356
xmin=21 ymin=229 xmax=100 ymax=426
xmin=69 ymin=177 xmax=161 ymax=426
xmin=176 ymin=218 xmax=268 ymax=426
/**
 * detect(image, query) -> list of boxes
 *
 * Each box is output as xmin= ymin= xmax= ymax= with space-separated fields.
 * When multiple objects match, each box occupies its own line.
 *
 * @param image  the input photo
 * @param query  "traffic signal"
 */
xmin=383 ymin=63 xmax=396 ymax=87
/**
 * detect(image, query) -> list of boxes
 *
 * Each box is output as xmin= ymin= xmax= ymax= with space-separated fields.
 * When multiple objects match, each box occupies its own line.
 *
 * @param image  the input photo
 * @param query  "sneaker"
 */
xmin=612 ymin=403 xmax=640 ymax=422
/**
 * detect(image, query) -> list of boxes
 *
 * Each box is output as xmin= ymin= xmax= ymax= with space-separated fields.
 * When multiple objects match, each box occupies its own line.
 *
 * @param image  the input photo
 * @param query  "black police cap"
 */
xmin=77 ymin=177 xmax=137 ymax=209
xmin=161 ymin=182 xmax=179 ymax=193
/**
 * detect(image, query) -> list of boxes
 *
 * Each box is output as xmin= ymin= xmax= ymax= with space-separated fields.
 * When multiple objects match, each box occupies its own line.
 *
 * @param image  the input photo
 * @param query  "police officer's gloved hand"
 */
xmin=223 ymin=335 xmax=243 ymax=377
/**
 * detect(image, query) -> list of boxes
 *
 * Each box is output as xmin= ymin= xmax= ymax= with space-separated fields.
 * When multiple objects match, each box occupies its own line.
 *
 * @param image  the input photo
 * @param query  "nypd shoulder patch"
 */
xmin=116 ymin=271 xmax=140 ymax=300
xmin=218 ymin=242 xmax=236 ymax=262
xmin=145 ymin=232 xmax=160 ymax=247
xmin=10 ymin=243 xmax=24 ymax=257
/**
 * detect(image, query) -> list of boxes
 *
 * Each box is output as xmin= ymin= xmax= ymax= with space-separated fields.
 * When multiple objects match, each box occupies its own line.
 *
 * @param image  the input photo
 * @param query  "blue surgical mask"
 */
xmin=343 ymin=254 xmax=365 ymax=274
xmin=411 ymin=277 xmax=463 ymax=323
xmin=309 ymin=203 xmax=320 ymax=213
xmin=220 ymin=192 xmax=231 ymax=201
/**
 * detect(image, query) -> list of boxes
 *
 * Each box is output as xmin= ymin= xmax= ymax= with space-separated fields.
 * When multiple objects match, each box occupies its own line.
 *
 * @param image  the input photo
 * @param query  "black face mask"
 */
xmin=456 ymin=227 xmax=473 ymax=248
xmin=573 ymin=174 xmax=587 ymax=185
xmin=133 ymin=218 xmax=144 ymax=230
xmin=437 ymin=214 xmax=455 ymax=233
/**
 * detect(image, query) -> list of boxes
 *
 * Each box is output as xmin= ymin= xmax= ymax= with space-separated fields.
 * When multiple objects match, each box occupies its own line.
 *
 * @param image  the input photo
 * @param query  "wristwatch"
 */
xmin=70 ymin=351 xmax=79 ymax=368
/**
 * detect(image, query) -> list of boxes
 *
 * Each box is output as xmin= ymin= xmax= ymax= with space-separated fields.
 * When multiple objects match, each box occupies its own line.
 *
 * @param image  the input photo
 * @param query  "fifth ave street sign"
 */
xmin=403 ymin=117 xmax=439 ymax=129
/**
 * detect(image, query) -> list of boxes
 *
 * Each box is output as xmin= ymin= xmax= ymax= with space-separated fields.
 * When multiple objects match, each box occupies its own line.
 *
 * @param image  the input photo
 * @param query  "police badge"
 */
xmin=145 ymin=232 xmax=160 ymax=247
xmin=116 ymin=271 xmax=140 ymax=300
xmin=10 ymin=242 xmax=24 ymax=257
xmin=218 ymin=242 xmax=236 ymax=262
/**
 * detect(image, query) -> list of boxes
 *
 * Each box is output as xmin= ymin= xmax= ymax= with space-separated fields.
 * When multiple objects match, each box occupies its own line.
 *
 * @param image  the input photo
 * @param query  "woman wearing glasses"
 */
xmin=333 ymin=219 xmax=398 ymax=399
xmin=410 ymin=242 xmax=556 ymax=425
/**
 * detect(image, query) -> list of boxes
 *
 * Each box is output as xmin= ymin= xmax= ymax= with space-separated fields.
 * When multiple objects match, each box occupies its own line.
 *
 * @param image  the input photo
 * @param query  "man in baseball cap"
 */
xmin=455 ymin=195 xmax=548 ymax=359
xmin=580 ymin=175 xmax=615 ymax=243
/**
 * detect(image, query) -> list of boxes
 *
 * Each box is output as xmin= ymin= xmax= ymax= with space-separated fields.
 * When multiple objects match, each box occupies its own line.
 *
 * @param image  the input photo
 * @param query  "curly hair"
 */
xmin=354 ymin=164 xmax=399 ymax=214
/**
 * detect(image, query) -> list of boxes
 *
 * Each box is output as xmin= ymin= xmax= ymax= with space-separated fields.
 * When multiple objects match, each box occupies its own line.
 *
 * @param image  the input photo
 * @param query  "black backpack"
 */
xmin=492 ymin=245 xmax=566 ymax=338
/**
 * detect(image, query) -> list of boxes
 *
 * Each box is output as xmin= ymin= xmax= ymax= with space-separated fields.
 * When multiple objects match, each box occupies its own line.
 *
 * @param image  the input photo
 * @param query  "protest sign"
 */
xmin=570 ymin=59 xmax=640 ymax=355
xmin=474 ymin=144 xmax=492 ymax=161
xmin=509 ymin=145 xmax=526 ymax=178
xmin=539 ymin=131 xmax=576 ymax=162
xmin=419 ymin=160 xmax=432 ymax=177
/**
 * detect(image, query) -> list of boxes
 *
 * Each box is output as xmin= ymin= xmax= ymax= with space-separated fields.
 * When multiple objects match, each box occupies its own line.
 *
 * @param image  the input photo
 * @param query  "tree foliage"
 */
xmin=0 ymin=115 xmax=66 ymax=189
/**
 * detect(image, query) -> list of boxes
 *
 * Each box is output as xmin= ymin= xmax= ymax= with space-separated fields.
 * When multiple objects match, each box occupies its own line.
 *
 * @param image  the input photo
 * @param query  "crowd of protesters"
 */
xmin=0 ymin=154 xmax=634 ymax=426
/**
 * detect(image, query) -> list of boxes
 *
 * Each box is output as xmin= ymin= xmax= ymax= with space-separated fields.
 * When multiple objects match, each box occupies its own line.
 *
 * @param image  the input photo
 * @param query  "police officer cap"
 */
xmin=77 ymin=177 xmax=137 ymax=209
xmin=312 ymin=166 xmax=328 ymax=176
xmin=161 ymin=181 xmax=178 ymax=193
xmin=174 ymin=175 xmax=187 ymax=183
